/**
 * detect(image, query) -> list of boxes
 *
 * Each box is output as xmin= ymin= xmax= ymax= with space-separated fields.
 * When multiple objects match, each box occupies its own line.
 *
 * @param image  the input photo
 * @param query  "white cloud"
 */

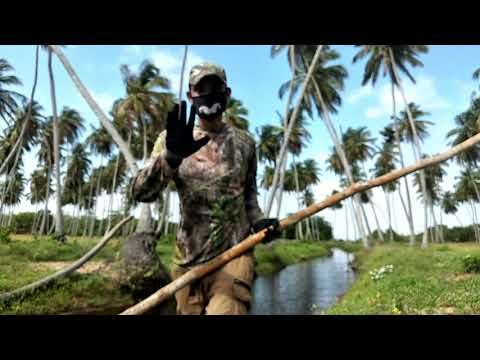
xmin=365 ymin=75 xmax=450 ymax=120
xmin=149 ymin=48 xmax=205 ymax=96
xmin=91 ymin=91 xmax=115 ymax=113
xmin=124 ymin=45 xmax=143 ymax=55
xmin=346 ymin=85 xmax=373 ymax=104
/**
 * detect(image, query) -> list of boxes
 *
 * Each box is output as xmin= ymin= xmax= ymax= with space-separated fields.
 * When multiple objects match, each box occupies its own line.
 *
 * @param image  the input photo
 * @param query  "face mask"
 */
xmin=191 ymin=91 xmax=227 ymax=121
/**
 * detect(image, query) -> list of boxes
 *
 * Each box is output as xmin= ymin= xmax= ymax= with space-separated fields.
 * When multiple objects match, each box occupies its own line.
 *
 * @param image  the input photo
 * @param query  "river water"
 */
xmin=249 ymin=248 xmax=356 ymax=315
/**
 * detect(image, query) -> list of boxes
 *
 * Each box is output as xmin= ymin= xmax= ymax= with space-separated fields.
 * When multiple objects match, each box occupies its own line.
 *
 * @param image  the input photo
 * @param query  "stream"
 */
xmin=249 ymin=248 xmax=356 ymax=315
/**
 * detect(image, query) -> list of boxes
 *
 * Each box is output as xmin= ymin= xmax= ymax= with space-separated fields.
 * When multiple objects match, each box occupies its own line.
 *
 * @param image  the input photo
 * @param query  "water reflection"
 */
xmin=249 ymin=248 xmax=356 ymax=315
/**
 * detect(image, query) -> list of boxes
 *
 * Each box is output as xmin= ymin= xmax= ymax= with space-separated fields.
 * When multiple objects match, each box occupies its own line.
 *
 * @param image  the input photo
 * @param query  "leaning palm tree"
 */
xmin=353 ymin=44 xmax=430 ymax=247
xmin=275 ymin=45 xmax=369 ymax=248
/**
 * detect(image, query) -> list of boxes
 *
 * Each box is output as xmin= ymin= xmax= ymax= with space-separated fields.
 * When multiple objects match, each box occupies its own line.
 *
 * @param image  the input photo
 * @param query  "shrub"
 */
xmin=0 ymin=226 xmax=13 ymax=244
xmin=462 ymin=255 xmax=480 ymax=274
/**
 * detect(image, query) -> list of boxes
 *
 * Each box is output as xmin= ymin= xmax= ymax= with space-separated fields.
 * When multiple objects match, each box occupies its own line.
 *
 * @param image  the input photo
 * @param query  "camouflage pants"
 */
xmin=172 ymin=253 xmax=255 ymax=315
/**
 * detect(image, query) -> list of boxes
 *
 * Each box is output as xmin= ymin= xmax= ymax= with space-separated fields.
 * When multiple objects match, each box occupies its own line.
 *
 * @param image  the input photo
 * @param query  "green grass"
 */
xmin=325 ymin=243 xmax=480 ymax=315
xmin=1 ymin=233 xmax=344 ymax=314
xmin=254 ymin=239 xmax=334 ymax=275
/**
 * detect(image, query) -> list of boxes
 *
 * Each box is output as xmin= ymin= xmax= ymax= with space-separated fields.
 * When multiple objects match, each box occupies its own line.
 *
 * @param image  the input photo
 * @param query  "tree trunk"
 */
xmin=106 ymin=152 xmax=121 ymax=234
xmin=39 ymin=169 xmax=52 ymax=236
xmin=291 ymin=157 xmax=304 ymax=239
xmin=266 ymin=45 xmax=324 ymax=217
xmin=391 ymin=81 xmax=416 ymax=246
xmin=390 ymin=49 xmax=430 ymax=249
xmin=48 ymin=49 xmax=65 ymax=242
xmin=83 ymin=176 xmax=95 ymax=238
xmin=49 ymin=45 xmax=138 ymax=174
xmin=275 ymin=152 xmax=289 ymax=219
xmin=89 ymin=161 xmax=105 ymax=238
xmin=312 ymin=80 xmax=369 ymax=248
xmin=385 ymin=189 xmax=393 ymax=241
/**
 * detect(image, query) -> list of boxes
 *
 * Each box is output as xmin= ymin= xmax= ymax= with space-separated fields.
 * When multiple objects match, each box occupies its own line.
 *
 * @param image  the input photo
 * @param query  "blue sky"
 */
xmin=2 ymin=45 xmax=480 ymax=239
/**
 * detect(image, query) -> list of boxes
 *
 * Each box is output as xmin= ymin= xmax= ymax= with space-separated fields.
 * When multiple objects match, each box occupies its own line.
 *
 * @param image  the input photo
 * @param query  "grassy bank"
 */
xmin=325 ymin=243 xmax=480 ymax=315
xmin=0 ymin=234 xmax=342 ymax=314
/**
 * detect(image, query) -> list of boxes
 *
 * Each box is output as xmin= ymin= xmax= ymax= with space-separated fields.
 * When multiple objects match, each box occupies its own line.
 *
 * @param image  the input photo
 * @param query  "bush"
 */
xmin=0 ymin=226 xmax=13 ymax=244
xmin=462 ymin=255 xmax=480 ymax=274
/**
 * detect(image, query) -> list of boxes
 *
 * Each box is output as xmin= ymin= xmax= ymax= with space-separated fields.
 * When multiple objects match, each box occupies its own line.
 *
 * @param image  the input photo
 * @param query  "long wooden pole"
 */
xmin=120 ymin=127 xmax=480 ymax=315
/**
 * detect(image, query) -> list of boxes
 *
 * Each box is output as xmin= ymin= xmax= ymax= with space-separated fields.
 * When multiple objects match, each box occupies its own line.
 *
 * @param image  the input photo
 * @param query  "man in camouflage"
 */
xmin=131 ymin=62 xmax=280 ymax=315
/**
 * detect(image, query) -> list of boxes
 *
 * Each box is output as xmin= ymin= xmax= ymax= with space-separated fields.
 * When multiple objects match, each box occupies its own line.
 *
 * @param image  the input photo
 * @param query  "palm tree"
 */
xmin=473 ymin=68 xmax=480 ymax=81
xmin=455 ymin=170 xmax=480 ymax=242
xmin=413 ymin=155 xmax=447 ymax=242
xmin=342 ymin=127 xmax=385 ymax=242
xmin=224 ymin=97 xmax=250 ymax=131
xmin=441 ymin=191 xmax=462 ymax=227
xmin=275 ymin=45 xmax=369 ymax=248
xmin=373 ymin=137 xmax=399 ymax=242
xmin=117 ymin=60 xmax=174 ymax=235
xmin=29 ymin=168 xmax=52 ymax=234
xmin=446 ymin=96 xmax=480 ymax=199
xmin=274 ymin=108 xmax=311 ymax=218
xmin=86 ymin=126 xmax=113 ymax=237
xmin=0 ymin=100 xmax=45 ymax=218
xmin=63 ymin=143 xmax=91 ymax=235
xmin=0 ymin=49 xmax=37 ymax=177
xmin=0 ymin=58 xmax=25 ymax=127
xmin=353 ymin=44 xmax=430 ymax=247
xmin=266 ymin=45 xmax=324 ymax=223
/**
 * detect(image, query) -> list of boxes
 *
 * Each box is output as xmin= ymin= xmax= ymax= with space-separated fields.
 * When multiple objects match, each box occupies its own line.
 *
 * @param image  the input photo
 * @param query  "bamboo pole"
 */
xmin=120 ymin=128 xmax=480 ymax=315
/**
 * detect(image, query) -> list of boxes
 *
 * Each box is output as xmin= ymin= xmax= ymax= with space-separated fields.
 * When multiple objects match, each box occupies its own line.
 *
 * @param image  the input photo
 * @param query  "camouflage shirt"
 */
xmin=131 ymin=122 xmax=264 ymax=267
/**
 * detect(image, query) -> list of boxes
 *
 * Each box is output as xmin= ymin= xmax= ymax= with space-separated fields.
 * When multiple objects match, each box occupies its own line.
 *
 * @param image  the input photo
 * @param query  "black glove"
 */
xmin=251 ymin=218 xmax=281 ymax=244
xmin=165 ymin=100 xmax=210 ymax=169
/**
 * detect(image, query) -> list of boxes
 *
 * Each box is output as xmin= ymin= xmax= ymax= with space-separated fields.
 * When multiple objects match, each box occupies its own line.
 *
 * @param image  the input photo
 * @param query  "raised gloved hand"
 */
xmin=165 ymin=100 xmax=210 ymax=169
xmin=251 ymin=218 xmax=281 ymax=244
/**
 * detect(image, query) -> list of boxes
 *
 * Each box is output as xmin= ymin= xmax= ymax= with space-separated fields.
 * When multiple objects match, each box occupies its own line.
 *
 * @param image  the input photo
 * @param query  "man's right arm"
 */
xmin=130 ymin=130 xmax=177 ymax=203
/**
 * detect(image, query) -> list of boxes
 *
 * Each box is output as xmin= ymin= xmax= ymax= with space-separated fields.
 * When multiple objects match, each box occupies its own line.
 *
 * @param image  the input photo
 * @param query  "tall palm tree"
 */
xmin=373 ymin=138 xmax=399 ymax=242
xmin=353 ymin=44 xmax=430 ymax=247
xmin=117 ymin=60 xmax=174 ymax=235
xmin=266 ymin=45 xmax=324 ymax=223
xmin=275 ymin=45 xmax=370 ymax=248
xmin=274 ymin=108 xmax=311 ymax=218
xmin=86 ymin=126 xmax=113 ymax=237
xmin=63 ymin=143 xmax=91 ymax=235
xmin=342 ymin=127 xmax=384 ymax=242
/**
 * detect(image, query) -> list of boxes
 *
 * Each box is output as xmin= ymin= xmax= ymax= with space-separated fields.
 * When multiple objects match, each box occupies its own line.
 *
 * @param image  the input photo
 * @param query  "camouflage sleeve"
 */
xmin=130 ymin=130 xmax=177 ymax=203
xmin=245 ymin=143 xmax=265 ymax=226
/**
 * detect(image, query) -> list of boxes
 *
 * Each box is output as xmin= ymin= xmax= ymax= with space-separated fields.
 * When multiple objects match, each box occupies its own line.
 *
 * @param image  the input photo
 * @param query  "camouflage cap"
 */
xmin=189 ymin=62 xmax=227 ymax=87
